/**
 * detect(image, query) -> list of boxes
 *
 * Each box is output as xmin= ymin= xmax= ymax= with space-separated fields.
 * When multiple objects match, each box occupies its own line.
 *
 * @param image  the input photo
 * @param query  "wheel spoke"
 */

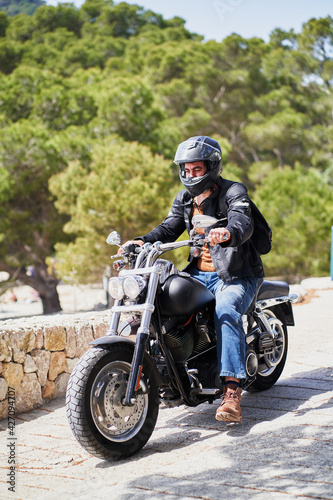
xmin=258 ymin=316 xmax=285 ymax=377
xmin=90 ymin=360 xmax=149 ymax=442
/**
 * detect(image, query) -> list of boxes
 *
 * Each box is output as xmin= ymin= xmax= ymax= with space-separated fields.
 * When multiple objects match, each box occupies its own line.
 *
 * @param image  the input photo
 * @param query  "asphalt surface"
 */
xmin=0 ymin=287 xmax=332 ymax=500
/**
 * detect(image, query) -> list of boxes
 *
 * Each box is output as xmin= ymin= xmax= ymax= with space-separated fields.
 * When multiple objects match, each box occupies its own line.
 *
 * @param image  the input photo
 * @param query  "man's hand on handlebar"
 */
xmin=117 ymin=240 xmax=144 ymax=256
xmin=208 ymin=228 xmax=230 ymax=246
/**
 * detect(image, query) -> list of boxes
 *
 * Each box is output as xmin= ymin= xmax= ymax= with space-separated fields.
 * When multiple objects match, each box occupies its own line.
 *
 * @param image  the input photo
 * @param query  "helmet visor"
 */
xmin=174 ymin=137 xmax=221 ymax=165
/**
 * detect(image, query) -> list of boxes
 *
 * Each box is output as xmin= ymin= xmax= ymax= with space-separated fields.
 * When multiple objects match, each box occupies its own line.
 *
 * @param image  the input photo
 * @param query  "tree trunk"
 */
xmin=12 ymin=263 xmax=63 ymax=315
xmin=273 ymin=148 xmax=284 ymax=169
xmin=39 ymin=279 xmax=62 ymax=315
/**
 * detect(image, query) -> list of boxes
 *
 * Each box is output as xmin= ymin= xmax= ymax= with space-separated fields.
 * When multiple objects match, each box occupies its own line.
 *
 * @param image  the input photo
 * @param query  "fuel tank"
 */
xmin=159 ymin=274 xmax=214 ymax=316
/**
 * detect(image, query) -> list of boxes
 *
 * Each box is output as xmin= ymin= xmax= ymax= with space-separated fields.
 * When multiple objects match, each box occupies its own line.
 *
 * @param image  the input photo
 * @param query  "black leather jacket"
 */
xmin=140 ymin=177 xmax=264 ymax=282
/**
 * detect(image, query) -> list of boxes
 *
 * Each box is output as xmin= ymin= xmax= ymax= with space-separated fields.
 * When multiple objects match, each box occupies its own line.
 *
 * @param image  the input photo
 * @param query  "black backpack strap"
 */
xmin=216 ymin=179 xmax=236 ymax=218
xmin=217 ymin=179 xmax=272 ymax=254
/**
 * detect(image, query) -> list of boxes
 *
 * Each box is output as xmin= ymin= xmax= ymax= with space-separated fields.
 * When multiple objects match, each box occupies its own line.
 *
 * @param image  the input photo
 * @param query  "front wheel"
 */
xmin=247 ymin=310 xmax=288 ymax=392
xmin=66 ymin=344 xmax=159 ymax=460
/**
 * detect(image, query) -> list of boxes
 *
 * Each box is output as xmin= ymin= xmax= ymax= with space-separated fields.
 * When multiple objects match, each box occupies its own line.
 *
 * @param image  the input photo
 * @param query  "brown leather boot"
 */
xmin=215 ymin=386 xmax=242 ymax=423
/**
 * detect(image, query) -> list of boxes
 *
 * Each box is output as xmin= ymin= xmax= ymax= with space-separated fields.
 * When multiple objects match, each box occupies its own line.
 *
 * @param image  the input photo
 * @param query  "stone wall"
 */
xmin=0 ymin=310 xmax=110 ymax=420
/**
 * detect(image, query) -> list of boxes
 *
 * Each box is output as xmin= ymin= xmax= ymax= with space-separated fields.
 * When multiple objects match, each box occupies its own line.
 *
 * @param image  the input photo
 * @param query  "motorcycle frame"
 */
xmin=91 ymin=240 xmax=297 ymax=406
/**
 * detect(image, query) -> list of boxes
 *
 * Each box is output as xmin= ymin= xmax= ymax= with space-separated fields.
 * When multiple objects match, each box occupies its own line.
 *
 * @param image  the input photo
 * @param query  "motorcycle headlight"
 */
xmin=123 ymin=276 xmax=146 ymax=299
xmin=108 ymin=277 xmax=124 ymax=300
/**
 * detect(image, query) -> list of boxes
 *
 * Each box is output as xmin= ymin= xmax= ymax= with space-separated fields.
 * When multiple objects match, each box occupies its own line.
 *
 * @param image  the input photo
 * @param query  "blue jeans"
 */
xmin=189 ymin=268 xmax=258 ymax=381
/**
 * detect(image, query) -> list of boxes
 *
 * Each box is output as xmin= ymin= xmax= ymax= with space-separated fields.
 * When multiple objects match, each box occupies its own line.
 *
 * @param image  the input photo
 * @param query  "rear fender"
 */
xmin=270 ymin=302 xmax=295 ymax=326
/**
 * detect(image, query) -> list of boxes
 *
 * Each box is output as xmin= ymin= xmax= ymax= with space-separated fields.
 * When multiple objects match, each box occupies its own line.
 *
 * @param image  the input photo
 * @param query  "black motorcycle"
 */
xmin=66 ymin=215 xmax=297 ymax=460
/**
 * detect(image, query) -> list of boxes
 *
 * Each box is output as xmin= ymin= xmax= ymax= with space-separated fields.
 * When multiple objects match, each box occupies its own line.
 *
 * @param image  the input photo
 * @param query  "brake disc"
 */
xmin=103 ymin=373 xmax=145 ymax=431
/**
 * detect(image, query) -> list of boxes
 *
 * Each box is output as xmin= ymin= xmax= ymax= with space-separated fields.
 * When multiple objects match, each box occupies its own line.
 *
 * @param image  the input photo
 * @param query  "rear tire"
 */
xmin=247 ymin=310 xmax=288 ymax=392
xmin=66 ymin=344 xmax=159 ymax=460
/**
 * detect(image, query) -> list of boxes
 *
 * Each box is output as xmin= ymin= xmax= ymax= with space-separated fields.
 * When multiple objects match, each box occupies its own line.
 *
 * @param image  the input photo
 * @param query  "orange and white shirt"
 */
xmin=192 ymin=203 xmax=216 ymax=272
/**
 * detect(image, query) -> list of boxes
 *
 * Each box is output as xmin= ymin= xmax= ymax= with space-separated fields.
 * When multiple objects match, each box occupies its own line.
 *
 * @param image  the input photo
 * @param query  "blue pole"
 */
xmin=331 ymin=227 xmax=333 ymax=280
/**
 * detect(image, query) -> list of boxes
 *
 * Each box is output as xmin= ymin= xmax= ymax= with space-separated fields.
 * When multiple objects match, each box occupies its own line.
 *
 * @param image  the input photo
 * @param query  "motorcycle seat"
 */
xmin=246 ymin=279 xmax=289 ymax=314
xmin=258 ymin=280 xmax=290 ymax=300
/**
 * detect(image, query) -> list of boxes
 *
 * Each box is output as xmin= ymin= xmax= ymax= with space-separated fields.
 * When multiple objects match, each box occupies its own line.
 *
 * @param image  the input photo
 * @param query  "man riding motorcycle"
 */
xmin=122 ymin=136 xmax=265 ymax=423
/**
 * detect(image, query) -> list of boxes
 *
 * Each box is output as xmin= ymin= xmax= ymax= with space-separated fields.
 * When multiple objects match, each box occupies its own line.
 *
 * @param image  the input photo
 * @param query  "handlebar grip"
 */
xmin=192 ymin=237 xmax=209 ymax=246
xmin=126 ymin=243 xmax=138 ymax=254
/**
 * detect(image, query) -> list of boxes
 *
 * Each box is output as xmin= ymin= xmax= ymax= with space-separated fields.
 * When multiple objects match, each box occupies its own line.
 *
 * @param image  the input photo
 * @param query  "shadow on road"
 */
xmin=88 ymin=366 xmax=333 ymax=468
xmin=112 ymin=367 xmax=333 ymax=499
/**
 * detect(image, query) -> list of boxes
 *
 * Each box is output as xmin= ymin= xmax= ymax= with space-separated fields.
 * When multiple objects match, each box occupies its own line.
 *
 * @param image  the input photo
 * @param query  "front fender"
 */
xmin=89 ymin=335 xmax=162 ymax=386
xmin=89 ymin=335 xmax=136 ymax=347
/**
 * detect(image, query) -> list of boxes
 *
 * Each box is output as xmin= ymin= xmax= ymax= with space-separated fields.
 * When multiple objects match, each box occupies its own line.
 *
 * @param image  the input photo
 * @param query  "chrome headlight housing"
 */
xmin=108 ymin=277 xmax=124 ymax=300
xmin=123 ymin=276 xmax=147 ymax=299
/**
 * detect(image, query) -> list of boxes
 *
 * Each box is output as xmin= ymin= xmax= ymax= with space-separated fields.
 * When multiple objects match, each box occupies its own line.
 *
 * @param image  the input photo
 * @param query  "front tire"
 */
xmin=247 ymin=310 xmax=288 ymax=392
xmin=66 ymin=344 xmax=159 ymax=460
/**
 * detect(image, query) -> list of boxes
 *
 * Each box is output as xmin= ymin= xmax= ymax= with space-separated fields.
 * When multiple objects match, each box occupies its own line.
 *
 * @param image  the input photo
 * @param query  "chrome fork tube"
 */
xmin=107 ymin=300 xmax=122 ymax=335
xmin=124 ymin=270 xmax=160 ymax=405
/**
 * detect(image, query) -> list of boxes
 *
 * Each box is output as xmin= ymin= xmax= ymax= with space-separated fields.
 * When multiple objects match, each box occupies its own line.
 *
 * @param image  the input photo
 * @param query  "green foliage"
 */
xmin=0 ymin=2 xmax=332 ymax=292
xmin=96 ymin=76 xmax=164 ymax=143
xmin=7 ymin=13 xmax=39 ymax=42
xmin=0 ymin=120 xmax=69 ymax=264
xmin=0 ymin=66 xmax=59 ymax=122
xmin=49 ymin=138 xmax=176 ymax=282
xmin=245 ymin=108 xmax=311 ymax=168
xmin=0 ymin=39 xmax=22 ymax=74
xmin=254 ymin=166 xmax=333 ymax=278
xmin=33 ymin=4 xmax=82 ymax=36
xmin=33 ymin=84 xmax=98 ymax=130
xmin=0 ymin=11 xmax=8 ymax=35
xmin=298 ymin=16 xmax=333 ymax=89
xmin=0 ymin=0 xmax=45 ymax=17
xmin=0 ymin=117 xmax=95 ymax=310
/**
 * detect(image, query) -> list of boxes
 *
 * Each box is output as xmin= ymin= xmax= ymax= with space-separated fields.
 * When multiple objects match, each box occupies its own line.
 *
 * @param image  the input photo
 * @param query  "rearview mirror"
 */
xmin=106 ymin=231 xmax=122 ymax=246
xmin=192 ymin=214 xmax=218 ymax=229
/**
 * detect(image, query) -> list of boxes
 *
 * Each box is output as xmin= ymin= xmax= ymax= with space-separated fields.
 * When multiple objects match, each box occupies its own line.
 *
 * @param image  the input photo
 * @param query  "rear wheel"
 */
xmin=247 ymin=310 xmax=288 ymax=392
xmin=66 ymin=344 xmax=159 ymax=460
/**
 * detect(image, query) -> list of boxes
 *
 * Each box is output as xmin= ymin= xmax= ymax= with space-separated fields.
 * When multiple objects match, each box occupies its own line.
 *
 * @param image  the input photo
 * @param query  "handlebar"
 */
xmin=110 ymin=233 xmax=229 ymax=267
xmin=111 ymin=243 xmax=143 ymax=260
xmin=157 ymin=238 xmax=208 ymax=252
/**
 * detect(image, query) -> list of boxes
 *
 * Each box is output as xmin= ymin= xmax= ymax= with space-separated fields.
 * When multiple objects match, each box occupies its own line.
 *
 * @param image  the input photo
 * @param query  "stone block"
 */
xmin=0 ymin=400 xmax=8 ymax=420
xmin=54 ymin=372 xmax=70 ymax=398
xmin=93 ymin=322 xmax=109 ymax=339
xmin=1 ymin=362 xmax=23 ymax=389
xmin=24 ymin=354 xmax=37 ymax=374
xmin=0 ymin=316 xmax=110 ymax=416
xmin=42 ymin=380 xmax=55 ymax=402
xmin=34 ymin=328 xmax=44 ymax=349
xmin=49 ymin=351 xmax=66 ymax=381
xmin=8 ymin=329 xmax=35 ymax=363
xmin=0 ymin=377 xmax=8 ymax=401
xmin=65 ymin=326 xmax=76 ymax=358
xmin=16 ymin=373 xmax=43 ymax=414
xmin=75 ymin=324 xmax=94 ymax=357
xmin=31 ymin=349 xmax=50 ymax=386
xmin=0 ymin=334 xmax=12 ymax=362
xmin=65 ymin=357 xmax=79 ymax=374
xmin=44 ymin=326 xmax=66 ymax=351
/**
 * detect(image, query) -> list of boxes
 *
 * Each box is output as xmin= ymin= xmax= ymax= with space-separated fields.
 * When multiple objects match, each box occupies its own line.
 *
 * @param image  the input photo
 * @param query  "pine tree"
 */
xmin=0 ymin=0 xmax=46 ymax=17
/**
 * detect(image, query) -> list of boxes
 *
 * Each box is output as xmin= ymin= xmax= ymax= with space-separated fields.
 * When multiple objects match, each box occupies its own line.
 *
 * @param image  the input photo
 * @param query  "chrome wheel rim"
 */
xmin=258 ymin=317 xmax=285 ymax=377
xmin=90 ymin=360 xmax=148 ymax=442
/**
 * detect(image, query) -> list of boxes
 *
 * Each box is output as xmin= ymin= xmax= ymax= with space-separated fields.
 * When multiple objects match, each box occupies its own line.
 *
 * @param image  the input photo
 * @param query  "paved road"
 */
xmin=1 ymin=289 xmax=332 ymax=500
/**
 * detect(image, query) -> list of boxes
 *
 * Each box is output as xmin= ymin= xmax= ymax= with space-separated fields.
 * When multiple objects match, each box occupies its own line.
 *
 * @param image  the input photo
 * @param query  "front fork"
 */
xmin=107 ymin=270 xmax=160 ymax=406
